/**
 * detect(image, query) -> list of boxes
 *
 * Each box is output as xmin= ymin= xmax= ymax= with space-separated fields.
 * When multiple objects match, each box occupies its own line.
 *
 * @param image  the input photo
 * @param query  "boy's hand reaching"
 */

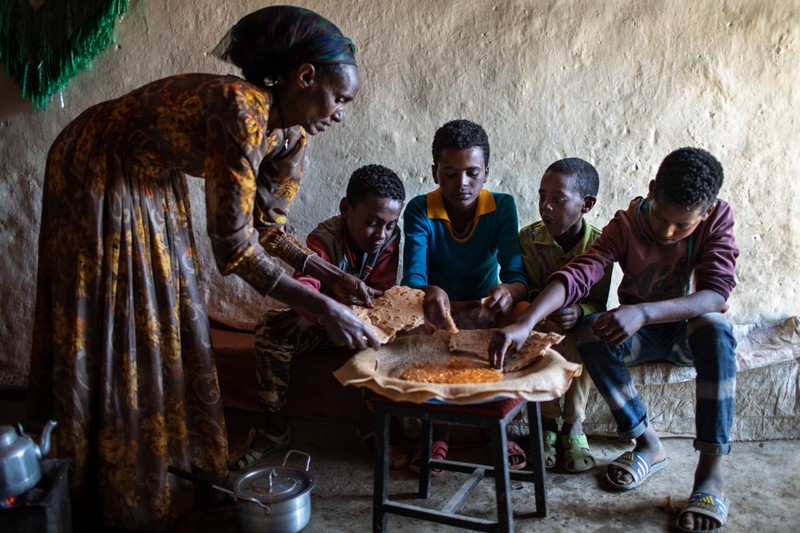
xmin=330 ymin=272 xmax=383 ymax=306
xmin=548 ymin=304 xmax=583 ymax=332
xmin=488 ymin=322 xmax=531 ymax=370
xmin=482 ymin=284 xmax=514 ymax=316
xmin=590 ymin=305 xmax=646 ymax=345
xmin=422 ymin=285 xmax=453 ymax=329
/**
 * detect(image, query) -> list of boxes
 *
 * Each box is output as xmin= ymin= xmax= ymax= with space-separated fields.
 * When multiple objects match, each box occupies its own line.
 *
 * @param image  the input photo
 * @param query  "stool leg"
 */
xmin=373 ymin=409 xmax=390 ymax=532
xmin=527 ymin=402 xmax=547 ymax=517
xmin=491 ymin=423 xmax=513 ymax=533
xmin=418 ymin=419 xmax=433 ymax=498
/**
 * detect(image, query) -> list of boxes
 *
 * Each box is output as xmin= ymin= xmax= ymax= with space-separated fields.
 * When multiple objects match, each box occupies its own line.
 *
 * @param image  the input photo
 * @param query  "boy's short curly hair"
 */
xmin=346 ymin=164 xmax=405 ymax=207
xmin=653 ymin=147 xmax=724 ymax=211
xmin=431 ymin=119 xmax=490 ymax=167
xmin=545 ymin=157 xmax=599 ymax=197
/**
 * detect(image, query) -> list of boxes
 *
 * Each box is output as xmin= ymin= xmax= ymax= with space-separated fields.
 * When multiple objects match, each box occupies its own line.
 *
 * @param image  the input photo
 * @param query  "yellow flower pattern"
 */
xmin=26 ymin=73 xmax=312 ymax=530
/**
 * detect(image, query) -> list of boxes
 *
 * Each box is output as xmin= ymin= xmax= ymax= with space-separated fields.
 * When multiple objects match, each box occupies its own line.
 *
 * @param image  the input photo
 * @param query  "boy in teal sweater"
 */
xmin=402 ymin=119 xmax=529 ymax=472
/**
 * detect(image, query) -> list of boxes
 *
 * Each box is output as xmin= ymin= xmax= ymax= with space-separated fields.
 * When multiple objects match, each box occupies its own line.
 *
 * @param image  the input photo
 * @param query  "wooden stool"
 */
xmin=371 ymin=396 xmax=547 ymax=532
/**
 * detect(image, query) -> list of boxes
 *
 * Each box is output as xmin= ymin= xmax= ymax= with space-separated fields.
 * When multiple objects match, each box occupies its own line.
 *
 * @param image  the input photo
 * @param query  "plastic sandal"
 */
xmin=227 ymin=428 xmax=291 ymax=471
xmin=543 ymin=430 xmax=558 ymax=469
xmin=606 ymin=450 xmax=668 ymax=490
xmin=507 ymin=440 xmax=527 ymax=470
xmin=561 ymin=433 xmax=596 ymax=473
xmin=676 ymin=491 xmax=730 ymax=533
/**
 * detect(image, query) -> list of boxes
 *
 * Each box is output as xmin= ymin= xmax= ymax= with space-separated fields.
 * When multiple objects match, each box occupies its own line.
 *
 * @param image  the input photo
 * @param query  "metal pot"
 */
xmin=233 ymin=450 xmax=315 ymax=533
xmin=0 ymin=420 xmax=57 ymax=499
xmin=168 ymin=449 xmax=314 ymax=533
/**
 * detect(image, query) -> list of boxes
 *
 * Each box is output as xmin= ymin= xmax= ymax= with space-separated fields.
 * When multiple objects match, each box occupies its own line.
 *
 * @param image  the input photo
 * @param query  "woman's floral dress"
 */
xmin=27 ymin=73 xmax=314 ymax=530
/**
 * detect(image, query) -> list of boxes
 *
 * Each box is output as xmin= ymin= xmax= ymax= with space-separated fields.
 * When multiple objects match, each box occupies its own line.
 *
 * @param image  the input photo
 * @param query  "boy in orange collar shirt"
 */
xmin=402 ymin=119 xmax=529 ymax=472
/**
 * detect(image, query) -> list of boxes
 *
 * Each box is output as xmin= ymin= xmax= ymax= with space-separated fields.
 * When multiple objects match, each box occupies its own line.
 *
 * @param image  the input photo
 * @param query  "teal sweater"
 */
xmin=401 ymin=189 xmax=527 ymax=301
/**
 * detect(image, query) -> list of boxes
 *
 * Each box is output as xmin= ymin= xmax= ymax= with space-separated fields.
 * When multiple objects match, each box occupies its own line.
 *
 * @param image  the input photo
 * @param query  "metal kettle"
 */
xmin=0 ymin=420 xmax=57 ymax=499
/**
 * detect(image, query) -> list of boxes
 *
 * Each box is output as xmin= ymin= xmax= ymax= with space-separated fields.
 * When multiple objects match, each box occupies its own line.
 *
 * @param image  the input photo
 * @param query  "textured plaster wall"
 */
xmin=0 ymin=0 xmax=797 ymax=386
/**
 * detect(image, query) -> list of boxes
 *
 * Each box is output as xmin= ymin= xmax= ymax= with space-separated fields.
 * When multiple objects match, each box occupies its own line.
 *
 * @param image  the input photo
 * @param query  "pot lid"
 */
xmin=234 ymin=466 xmax=313 ymax=503
xmin=0 ymin=426 xmax=16 ymax=447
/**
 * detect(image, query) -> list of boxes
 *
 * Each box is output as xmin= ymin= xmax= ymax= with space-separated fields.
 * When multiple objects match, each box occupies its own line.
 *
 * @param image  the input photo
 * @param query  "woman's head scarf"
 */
xmin=213 ymin=5 xmax=357 ymax=85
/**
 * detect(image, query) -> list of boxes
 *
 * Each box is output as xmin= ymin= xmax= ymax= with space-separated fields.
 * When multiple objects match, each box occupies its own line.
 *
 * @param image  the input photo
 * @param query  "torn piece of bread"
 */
xmin=448 ymin=329 xmax=564 ymax=373
xmin=449 ymin=329 xmax=492 ymax=356
xmin=352 ymin=286 xmax=428 ymax=344
xmin=503 ymin=331 xmax=564 ymax=372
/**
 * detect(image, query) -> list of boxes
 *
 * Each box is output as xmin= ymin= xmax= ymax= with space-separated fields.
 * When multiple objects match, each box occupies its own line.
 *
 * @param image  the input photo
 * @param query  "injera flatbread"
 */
xmin=333 ymin=330 xmax=581 ymax=404
xmin=352 ymin=285 xmax=457 ymax=344
xmin=449 ymin=329 xmax=565 ymax=372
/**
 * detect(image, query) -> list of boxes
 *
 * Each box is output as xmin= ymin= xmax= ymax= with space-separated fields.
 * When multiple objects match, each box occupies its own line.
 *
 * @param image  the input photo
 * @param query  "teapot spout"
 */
xmin=35 ymin=420 xmax=57 ymax=458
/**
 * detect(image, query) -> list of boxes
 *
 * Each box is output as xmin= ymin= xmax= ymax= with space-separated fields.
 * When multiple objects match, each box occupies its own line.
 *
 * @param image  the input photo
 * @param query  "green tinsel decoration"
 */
xmin=0 ymin=0 xmax=130 ymax=110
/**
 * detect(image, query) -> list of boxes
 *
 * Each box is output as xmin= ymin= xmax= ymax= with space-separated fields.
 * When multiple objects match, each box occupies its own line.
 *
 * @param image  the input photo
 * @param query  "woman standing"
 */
xmin=26 ymin=6 xmax=378 ymax=530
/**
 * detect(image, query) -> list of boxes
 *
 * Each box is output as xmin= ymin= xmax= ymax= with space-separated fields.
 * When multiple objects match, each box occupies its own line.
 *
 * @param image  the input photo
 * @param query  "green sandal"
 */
xmin=543 ymin=430 xmax=558 ymax=469
xmin=561 ymin=433 xmax=596 ymax=473
xmin=228 ymin=428 xmax=291 ymax=472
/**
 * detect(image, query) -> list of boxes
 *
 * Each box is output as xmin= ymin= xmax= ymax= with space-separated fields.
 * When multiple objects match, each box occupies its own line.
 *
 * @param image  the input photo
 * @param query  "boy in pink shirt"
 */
xmin=491 ymin=147 xmax=738 ymax=533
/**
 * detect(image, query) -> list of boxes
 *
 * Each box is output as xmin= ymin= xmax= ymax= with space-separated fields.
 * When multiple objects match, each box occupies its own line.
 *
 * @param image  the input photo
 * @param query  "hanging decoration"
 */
xmin=0 ymin=0 xmax=130 ymax=110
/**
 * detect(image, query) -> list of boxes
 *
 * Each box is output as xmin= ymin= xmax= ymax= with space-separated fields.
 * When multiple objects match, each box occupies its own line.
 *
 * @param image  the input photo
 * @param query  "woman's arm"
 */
xmin=302 ymin=254 xmax=379 ymax=305
xmin=253 ymin=127 xmax=316 ymax=271
xmin=269 ymin=272 xmax=380 ymax=349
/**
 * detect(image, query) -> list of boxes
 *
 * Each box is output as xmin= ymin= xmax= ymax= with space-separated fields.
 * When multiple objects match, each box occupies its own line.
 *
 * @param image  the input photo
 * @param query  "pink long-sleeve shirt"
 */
xmin=551 ymin=197 xmax=739 ymax=310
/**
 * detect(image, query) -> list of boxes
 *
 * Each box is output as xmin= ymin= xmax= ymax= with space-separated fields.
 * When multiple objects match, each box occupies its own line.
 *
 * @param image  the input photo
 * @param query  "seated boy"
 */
xmin=229 ymin=164 xmax=406 ymax=471
xmin=519 ymin=157 xmax=611 ymax=472
xmin=490 ymin=147 xmax=738 ymax=532
xmin=402 ymin=119 xmax=529 ymax=472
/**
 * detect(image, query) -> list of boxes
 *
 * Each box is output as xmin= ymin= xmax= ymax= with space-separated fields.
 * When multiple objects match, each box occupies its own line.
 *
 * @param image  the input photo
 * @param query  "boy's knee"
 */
xmin=687 ymin=312 xmax=736 ymax=354
xmin=687 ymin=312 xmax=737 ymax=377
xmin=687 ymin=312 xmax=732 ymax=336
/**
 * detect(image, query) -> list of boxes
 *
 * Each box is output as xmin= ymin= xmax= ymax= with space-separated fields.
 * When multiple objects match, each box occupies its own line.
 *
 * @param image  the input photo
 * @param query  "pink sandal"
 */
xmin=409 ymin=440 xmax=449 ymax=476
xmin=507 ymin=440 xmax=527 ymax=470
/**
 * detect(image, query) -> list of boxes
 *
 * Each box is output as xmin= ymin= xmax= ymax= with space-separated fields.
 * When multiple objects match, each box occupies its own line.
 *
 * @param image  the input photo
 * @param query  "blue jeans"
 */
xmin=574 ymin=312 xmax=737 ymax=455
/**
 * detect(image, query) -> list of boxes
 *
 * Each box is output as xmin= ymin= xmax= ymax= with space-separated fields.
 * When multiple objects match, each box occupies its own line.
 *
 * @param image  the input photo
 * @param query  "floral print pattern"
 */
xmin=27 ymin=74 xmax=311 ymax=530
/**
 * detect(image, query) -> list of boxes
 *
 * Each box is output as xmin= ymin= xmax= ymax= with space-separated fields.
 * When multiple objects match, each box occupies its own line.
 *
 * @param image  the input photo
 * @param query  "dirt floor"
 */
xmin=175 ymin=409 xmax=799 ymax=532
xmin=1 ymin=391 xmax=795 ymax=532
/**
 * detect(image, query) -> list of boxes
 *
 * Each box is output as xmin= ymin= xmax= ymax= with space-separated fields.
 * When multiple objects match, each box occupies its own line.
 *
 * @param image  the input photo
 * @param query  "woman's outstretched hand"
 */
xmin=267 ymin=273 xmax=380 ymax=350
xmin=488 ymin=322 xmax=531 ymax=371
xmin=316 ymin=298 xmax=381 ymax=351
